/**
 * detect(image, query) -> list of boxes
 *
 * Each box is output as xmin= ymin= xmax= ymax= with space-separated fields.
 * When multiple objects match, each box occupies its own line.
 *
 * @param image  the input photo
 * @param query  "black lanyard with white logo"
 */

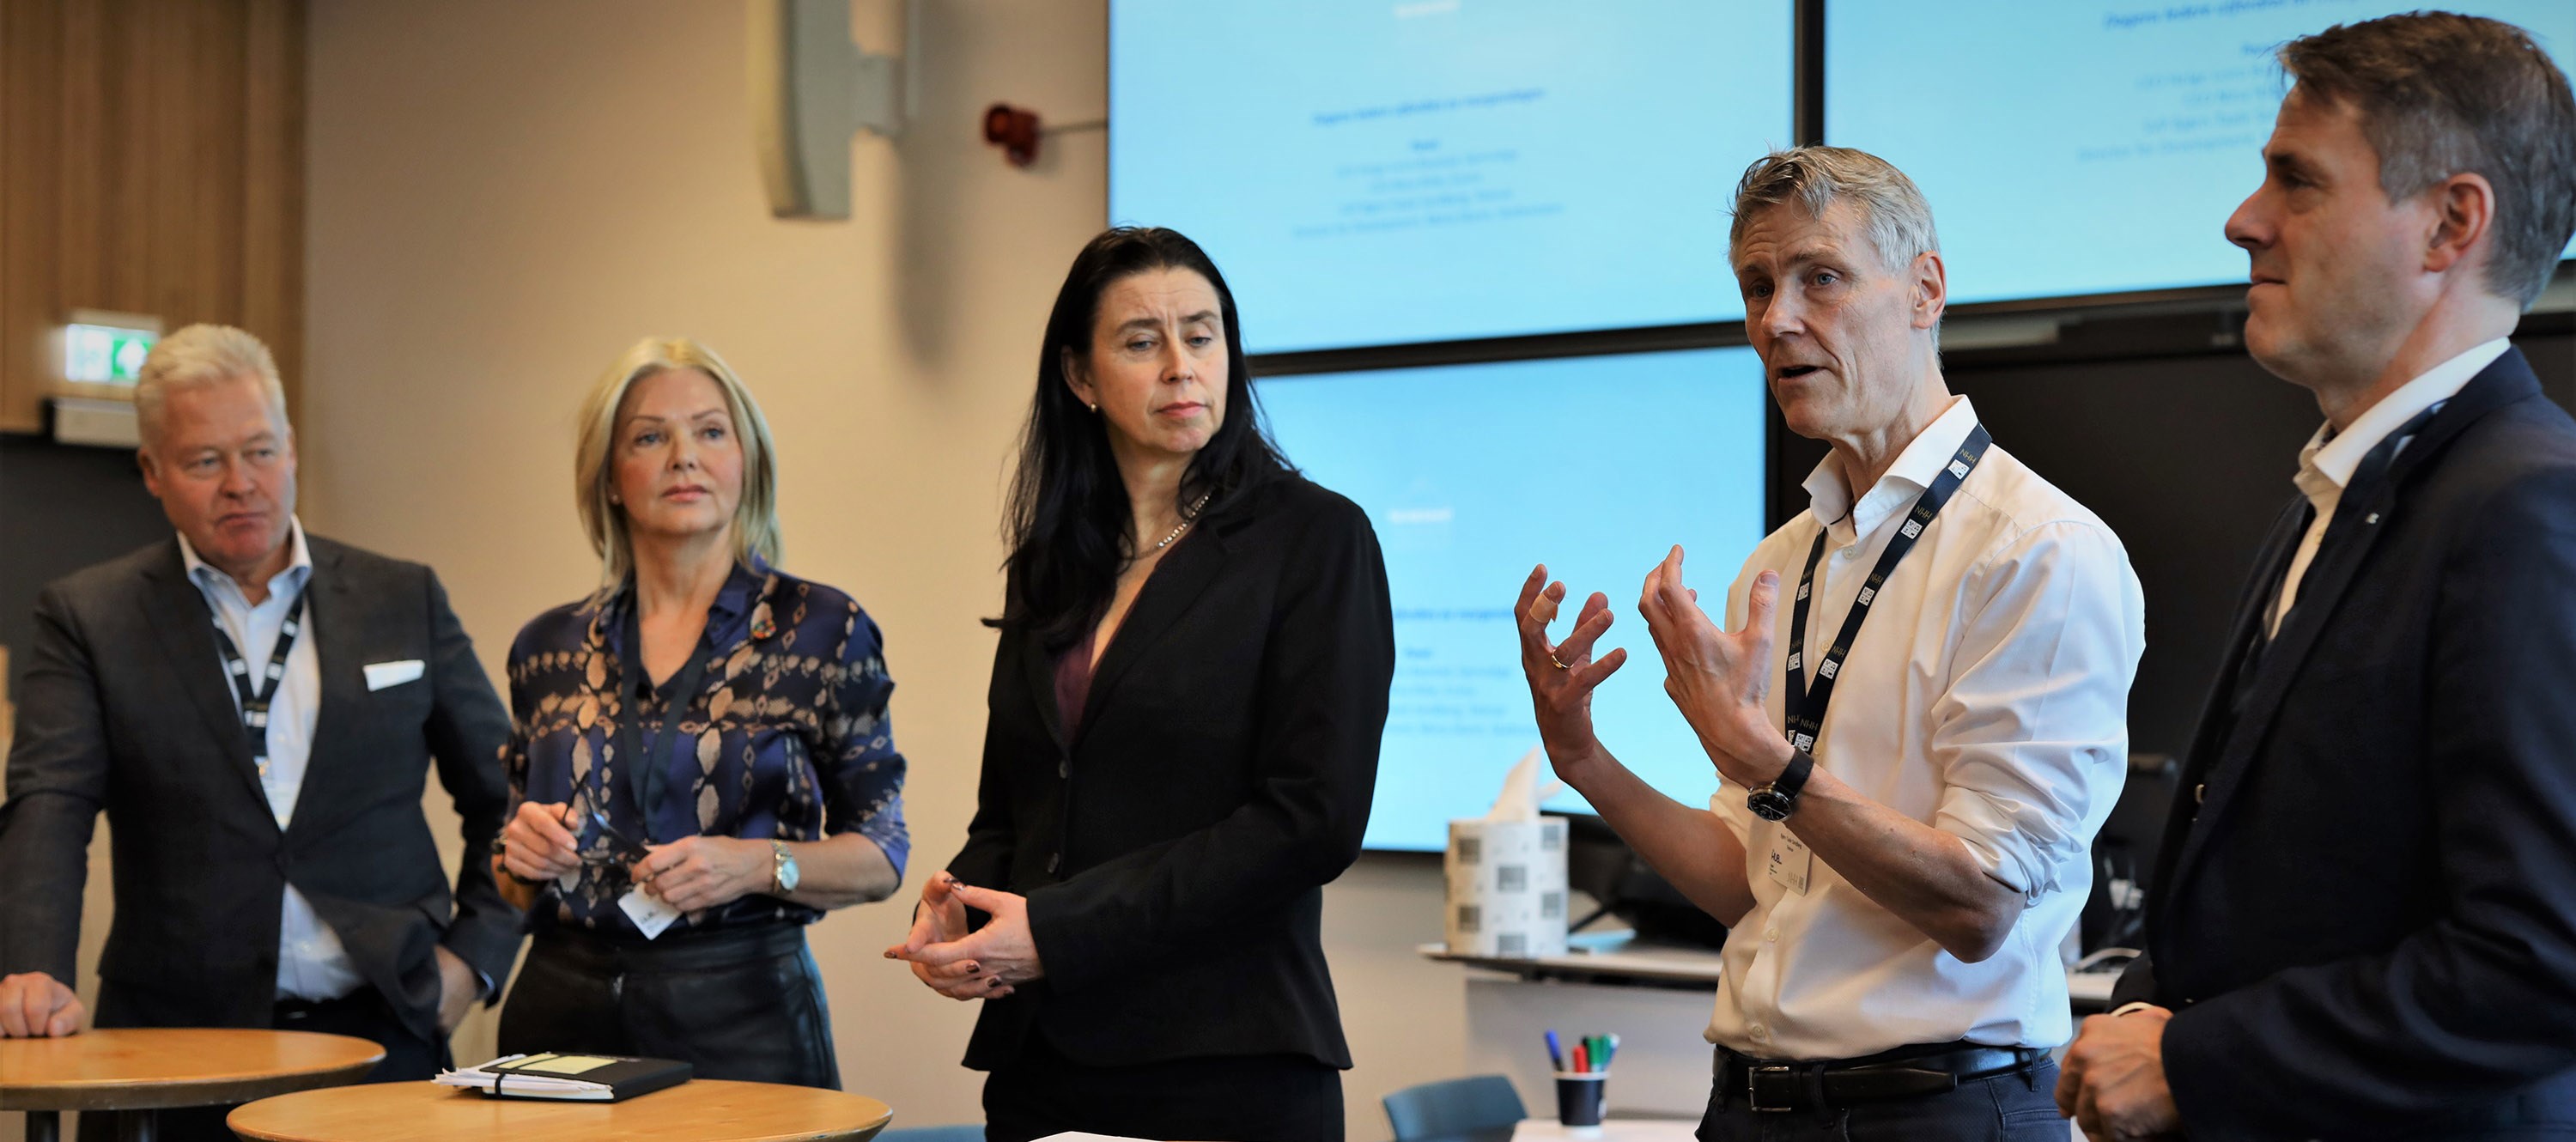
xmin=1783 ymin=423 xmax=1992 ymax=755
xmin=206 ymin=588 xmax=308 ymax=776
xmin=617 ymin=600 xmax=710 ymax=843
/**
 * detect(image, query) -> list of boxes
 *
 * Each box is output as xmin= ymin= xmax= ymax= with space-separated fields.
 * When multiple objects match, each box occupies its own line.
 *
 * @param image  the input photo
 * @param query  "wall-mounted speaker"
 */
xmin=749 ymin=0 xmax=919 ymax=220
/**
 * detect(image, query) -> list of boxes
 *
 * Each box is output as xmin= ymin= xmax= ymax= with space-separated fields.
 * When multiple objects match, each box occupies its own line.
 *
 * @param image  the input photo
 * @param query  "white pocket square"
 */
xmin=364 ymin=659 xmax=425 ymax=691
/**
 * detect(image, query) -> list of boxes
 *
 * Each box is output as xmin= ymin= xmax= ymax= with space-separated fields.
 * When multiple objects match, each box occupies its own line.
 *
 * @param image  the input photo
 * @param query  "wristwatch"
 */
xmin=770 ymin=841 xmax=801 ymax=895
xmin=1747 ymin=750 xmax=1818 ymax=822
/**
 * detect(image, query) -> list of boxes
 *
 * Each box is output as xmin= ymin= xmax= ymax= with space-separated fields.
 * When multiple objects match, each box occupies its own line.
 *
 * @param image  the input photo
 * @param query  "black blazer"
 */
xmin=0 ymin=536 xmax=518 ymax=1044
xmin=2133 ymin=348 xmax=2576 ymax=1139
xmin=951 ymin=474 xmax=1394 ymax=1071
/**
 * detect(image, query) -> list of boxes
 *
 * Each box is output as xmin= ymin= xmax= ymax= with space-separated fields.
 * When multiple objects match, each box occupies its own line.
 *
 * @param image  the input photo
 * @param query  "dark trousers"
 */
xmin=981 ymin=1031 xmax=1344 ymax=1142
xmin=1697 ymin=1058 xmax=2066 ymax=1142
xmin=76 ymin=984 xmax=440 ymax=1142
xmin=495 ymin=922 xmax=838 ymax=1089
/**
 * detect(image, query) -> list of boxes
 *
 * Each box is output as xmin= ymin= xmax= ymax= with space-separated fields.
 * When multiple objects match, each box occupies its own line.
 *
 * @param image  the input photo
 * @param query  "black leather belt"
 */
xmin=1716 ymin=1042 xmax=2049 ymax=1113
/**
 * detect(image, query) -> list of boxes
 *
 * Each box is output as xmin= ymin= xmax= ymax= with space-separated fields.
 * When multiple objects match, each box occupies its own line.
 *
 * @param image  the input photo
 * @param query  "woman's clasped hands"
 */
xmin=884 ymin=872 xmax=1044 ymax=1000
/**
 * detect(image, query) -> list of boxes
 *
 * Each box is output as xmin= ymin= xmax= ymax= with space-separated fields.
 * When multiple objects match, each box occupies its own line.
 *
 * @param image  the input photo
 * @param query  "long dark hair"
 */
xmin=991 ymin=227 xmax=1289 ymax=648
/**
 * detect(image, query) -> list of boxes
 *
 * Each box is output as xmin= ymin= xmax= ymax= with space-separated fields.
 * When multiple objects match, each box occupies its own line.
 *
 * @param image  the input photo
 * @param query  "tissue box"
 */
xmin=1445 ymin=816 xmax=1570 ymax=958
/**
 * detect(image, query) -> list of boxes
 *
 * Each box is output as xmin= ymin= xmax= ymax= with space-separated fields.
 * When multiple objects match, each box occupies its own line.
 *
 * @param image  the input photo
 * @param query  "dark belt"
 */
xmin=1716 ymin=1041 xmax=2050 ymax=1113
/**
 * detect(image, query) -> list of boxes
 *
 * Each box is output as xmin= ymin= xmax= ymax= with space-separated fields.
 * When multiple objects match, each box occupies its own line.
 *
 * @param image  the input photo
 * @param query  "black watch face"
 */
xmin=1748 ymin=788 xmax=1793 ymax=822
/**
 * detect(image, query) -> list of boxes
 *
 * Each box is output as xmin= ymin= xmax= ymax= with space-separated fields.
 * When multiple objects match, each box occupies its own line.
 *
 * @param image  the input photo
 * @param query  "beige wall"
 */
xmin=294 ymin=0 xmax=1465 ymax=1135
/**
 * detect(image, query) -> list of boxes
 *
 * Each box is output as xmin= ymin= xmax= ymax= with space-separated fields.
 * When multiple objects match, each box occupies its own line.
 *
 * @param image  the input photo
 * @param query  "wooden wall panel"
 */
xmin=0 ymin=0 xmax=304 ymax=434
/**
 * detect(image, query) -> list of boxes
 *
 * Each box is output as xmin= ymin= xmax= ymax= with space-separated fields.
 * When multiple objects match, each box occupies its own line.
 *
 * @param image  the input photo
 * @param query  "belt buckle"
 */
xmin=1747 ymin=1065 xmax=1798 ymax=1113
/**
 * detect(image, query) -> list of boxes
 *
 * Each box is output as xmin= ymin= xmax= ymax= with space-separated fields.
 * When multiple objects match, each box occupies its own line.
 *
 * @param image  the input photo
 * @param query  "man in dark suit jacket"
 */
xmin=0 ymin=325 xmax=517 ymax=1125
xmin=2058 ymin=14 xmax=2576 ymax=1140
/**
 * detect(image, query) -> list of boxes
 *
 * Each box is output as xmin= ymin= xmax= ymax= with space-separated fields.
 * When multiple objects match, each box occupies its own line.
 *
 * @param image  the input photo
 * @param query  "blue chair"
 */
xmin=1382 ymin=1074 xmax=1528 ymax=1139
xmin=875 ymin=1127 xmax=984 ymax=1142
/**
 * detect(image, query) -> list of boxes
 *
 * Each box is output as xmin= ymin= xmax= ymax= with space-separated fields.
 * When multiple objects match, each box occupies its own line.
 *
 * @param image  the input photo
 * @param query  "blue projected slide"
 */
xmin=1258 ymin=348 xmax=1771 ymax=852
xmin=1111 ymin=1 xmax=1793 ymax=355
xmin=1828 ymin=1 xmax=2576 ymax=306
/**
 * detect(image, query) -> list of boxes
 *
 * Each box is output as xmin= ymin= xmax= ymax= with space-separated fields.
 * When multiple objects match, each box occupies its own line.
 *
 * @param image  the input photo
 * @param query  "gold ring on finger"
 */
xmin=1548 ymin=652 xmax=1571 ymax=671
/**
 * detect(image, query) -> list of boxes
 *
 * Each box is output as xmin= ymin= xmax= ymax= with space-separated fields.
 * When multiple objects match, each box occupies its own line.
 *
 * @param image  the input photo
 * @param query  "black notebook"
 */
xmin=436 ymin=1053 xmax=694 ymax=1102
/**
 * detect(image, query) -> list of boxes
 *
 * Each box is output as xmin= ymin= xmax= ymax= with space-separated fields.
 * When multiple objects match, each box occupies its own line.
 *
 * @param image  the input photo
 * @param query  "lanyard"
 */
xmin=205 ymin=589 xmax=308 ymax=774
xmin=1783 ymin=423 xmax=1992 ymax=755
xmin=616 ymin=600 xmax=710 ymax=843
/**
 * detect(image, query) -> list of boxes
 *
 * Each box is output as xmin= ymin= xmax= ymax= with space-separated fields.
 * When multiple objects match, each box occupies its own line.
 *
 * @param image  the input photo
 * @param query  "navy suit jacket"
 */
xmin=2135 ymin=347 xmax=2576 ymax=1139
xmin=0 ymin=536 xmax=519 ymax=1044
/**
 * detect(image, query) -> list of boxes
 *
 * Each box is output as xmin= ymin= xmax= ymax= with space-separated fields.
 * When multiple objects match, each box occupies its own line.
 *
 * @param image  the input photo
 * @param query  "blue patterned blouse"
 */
xmin=503 ymin=561 xmax=909 ymax=937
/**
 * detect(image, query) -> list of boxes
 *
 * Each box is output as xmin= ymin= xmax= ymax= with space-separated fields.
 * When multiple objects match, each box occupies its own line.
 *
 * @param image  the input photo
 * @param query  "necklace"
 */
xmin=1151 ymin=492 xmax=1215 ymax=552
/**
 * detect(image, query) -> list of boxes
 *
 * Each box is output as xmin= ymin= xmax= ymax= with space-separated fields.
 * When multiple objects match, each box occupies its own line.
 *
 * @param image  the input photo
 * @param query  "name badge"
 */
xmin=617 ymin=886 xmax=682 ymax=939
xmin=1765 ymin=829 xmax=1814 ymax=896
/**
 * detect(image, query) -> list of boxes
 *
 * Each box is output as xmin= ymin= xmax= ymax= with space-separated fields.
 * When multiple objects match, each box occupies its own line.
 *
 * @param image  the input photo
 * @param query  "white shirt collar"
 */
xmin=1801 ymin=394 xmax=1978 ymax=532
xmin=179 ymin=516 xmax=314 ymax=602
xmin=2297 ymin=338 xmax=2510 ymax=497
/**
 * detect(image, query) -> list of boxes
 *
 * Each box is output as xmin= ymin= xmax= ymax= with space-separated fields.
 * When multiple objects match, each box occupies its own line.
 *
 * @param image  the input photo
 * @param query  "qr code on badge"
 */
xmin=1498 ymin=865 xmax=1527 ymax=891
xmin=1498 ymin=933 xmax=1528 ymax=957
xmin=1456 ymin=836 xmax=1482 ymax=864
xmin=1456 ymin=904 xmax=1480 ymax=932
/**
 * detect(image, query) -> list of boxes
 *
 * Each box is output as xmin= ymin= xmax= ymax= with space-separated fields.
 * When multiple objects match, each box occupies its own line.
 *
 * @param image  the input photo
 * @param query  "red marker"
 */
xmin=1571 ymin=1042 xmax=1589 ymax=1073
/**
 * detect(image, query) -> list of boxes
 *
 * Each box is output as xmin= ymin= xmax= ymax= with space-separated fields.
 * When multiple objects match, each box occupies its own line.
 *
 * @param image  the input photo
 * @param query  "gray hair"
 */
xmin=133 ymin=324 xmax=289 ymax=446
xmin=1728 ymin=145 xmax=1941 ymax=281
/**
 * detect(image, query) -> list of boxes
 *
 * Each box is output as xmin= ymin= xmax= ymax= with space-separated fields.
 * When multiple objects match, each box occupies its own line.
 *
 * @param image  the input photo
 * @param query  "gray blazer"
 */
xmin=0 ymin=535 xmax=518 ymax=1043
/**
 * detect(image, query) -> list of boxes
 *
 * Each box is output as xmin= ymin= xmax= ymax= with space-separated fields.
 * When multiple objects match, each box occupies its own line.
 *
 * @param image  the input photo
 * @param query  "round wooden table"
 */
xmin=0 ymin=1028 xmax=384 ymax=1142
xmin=227 ymin=1079 xmax=895 ymax=1142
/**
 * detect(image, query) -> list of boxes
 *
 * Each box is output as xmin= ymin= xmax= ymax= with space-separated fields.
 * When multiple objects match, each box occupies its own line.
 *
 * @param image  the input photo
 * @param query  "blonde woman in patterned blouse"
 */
xmin=489 ymin=337 xmax=908 ymax=1088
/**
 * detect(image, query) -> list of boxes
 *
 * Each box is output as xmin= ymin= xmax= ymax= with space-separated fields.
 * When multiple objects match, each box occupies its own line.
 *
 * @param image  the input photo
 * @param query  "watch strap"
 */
xmin=1775 ymin=749 xmax=1817 ymax=800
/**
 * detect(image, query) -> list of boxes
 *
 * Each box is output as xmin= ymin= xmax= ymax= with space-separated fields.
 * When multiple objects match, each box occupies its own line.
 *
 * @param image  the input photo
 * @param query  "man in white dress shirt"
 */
xmin=0 ymin=325 xmax=519 ymax=1139
xmin=1516 ymin=146 xmax=2144 ymax=1139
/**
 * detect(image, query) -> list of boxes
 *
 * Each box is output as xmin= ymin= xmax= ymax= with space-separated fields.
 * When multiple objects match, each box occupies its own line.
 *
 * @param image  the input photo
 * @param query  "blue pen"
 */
xmin=1544 ymin=1029 xmax=1564 ymax=1072
xmin=1605 ymin=1032 xmax=1620 ymax=1070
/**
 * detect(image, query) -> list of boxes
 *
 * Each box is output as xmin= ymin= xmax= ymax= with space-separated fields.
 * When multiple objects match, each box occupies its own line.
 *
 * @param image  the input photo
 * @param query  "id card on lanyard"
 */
xmin=205 ymin=589 xmax=307 ymax=785
xmin=610 ymin=599 xmax=710 ymax=937
xmin=1767 ymin=423 xmax=1992 ymax=894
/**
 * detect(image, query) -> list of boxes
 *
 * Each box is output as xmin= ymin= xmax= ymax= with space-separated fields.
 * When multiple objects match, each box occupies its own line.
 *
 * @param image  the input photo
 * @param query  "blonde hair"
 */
xmin=133 ymin=324 xmax=289 ymax=447
xmin=574 ymin=337 xmax=782 ymax=586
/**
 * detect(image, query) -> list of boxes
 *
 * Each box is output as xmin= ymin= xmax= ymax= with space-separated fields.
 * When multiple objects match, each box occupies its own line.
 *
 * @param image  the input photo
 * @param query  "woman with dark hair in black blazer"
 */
xmin=885 ymin=227 xmax=1394 ymax=1142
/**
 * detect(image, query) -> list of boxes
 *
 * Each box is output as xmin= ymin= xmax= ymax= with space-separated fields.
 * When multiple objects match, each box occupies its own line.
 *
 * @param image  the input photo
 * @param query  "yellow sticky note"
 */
xmin=517 ymin=1055 xmax=618 ymax=1075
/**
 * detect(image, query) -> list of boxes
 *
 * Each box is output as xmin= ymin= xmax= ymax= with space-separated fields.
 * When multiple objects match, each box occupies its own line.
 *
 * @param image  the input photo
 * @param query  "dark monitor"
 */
xmin=1562 ymin=811 xmax=1728 ymax=951
xmin=2083 ymin=754 xmax=2180 ymax=954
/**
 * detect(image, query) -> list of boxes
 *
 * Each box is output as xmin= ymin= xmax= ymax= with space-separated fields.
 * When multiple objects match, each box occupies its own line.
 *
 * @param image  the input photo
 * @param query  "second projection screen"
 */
xmin=1111 ymin=0 xmax=1795 ymax=355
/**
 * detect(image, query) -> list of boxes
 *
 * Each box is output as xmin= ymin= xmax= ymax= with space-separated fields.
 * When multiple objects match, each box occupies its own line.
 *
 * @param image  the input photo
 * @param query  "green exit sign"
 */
xmin=63 ymin=321 xmax=158 ymax=385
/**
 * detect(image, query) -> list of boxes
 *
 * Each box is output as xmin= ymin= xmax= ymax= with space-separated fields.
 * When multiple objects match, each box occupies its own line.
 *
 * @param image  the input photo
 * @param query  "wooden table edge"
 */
xmin=0 ymin=1032 xmax=386 ymax=1114
xmin=222 ymin=1080 xmax=895 ymax=1142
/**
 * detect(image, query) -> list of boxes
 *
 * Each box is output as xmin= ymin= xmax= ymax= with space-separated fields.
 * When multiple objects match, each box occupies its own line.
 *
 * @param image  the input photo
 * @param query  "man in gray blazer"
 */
xmin=0 ymin=325 xmax=517 ymax=1119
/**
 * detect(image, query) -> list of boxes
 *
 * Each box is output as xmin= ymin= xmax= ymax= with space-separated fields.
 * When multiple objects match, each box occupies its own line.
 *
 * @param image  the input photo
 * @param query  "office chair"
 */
xmin=1382 ymin=1073 xmax=1528 ymax=1139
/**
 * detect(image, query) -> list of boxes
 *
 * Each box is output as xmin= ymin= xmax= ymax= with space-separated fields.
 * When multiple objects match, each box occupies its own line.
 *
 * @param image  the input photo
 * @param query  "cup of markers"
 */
xmin=1546 ymin=1029 xmax=1616 ymax=1134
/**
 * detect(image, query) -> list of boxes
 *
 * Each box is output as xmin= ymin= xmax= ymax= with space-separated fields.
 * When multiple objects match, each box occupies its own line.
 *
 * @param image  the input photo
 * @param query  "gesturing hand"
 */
xmin=1637 ymin=546 xmax=1793 ymax=787
xmin=1514 ymin=565 xmax=1629 ymax=780
xmin=884 ymin=873 xmax=1042 ymax=999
